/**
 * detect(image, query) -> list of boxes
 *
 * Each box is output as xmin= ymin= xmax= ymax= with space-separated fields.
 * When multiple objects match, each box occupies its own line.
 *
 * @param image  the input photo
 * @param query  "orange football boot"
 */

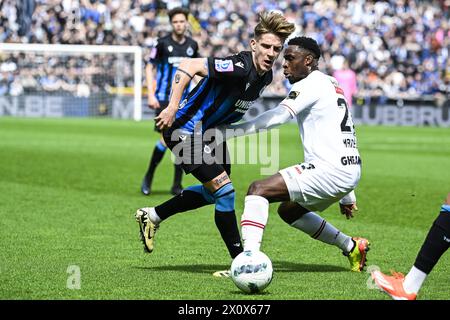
xmin=371 ymin=270 xmax=417 ymax=300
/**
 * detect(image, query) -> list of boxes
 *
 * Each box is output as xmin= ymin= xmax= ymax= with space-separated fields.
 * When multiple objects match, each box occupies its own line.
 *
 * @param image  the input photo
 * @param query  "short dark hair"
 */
xmin=168 ymin=7 xmax=189 ymax=21
xmin=288 ymin=36 xmax=321 ymax=59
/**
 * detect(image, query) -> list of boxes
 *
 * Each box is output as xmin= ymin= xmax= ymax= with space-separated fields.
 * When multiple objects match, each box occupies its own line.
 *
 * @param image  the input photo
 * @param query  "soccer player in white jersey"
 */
xmin=220 ymin=36 xmax=370 ymax=272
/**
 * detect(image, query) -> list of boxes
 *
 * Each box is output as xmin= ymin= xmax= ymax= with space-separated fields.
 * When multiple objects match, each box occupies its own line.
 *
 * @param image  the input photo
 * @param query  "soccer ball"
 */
xmin=230 ymin=250 xmax=273 ymax=293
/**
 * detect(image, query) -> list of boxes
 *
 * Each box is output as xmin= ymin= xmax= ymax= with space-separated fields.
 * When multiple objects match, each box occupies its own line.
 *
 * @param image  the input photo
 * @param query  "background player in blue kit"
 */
xmin=142 ymin=7 xmax=199 ymax=196
xmin=135 ymin=12 xmax=295 ymax=276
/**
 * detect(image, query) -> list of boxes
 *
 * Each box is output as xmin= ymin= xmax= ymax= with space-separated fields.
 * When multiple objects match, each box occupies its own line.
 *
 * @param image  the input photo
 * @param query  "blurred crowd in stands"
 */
xmin=0 ymin=0 xmax=449 ymax=103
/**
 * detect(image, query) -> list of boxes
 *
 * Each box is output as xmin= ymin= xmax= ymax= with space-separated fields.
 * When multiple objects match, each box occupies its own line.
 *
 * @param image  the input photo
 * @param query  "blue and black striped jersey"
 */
xmin=173 ymin=51 xmax=273 ymax=133
xmin=149 ymin=35 xmax=199 ymax=102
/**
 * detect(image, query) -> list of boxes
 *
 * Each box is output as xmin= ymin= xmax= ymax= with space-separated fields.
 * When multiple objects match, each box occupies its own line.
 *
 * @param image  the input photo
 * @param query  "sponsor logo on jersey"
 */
xmin=168 ymin=56 xmax=184 ymax=66
xmin=234 ymin=99 xmax=255 ymax=113
xmin=186 ymin=46 xmax=194 ymax=56
xmin=168 ymin=45 xmax=173 ymax=53
xmin=245 ymin=82 xmax=251 ymax=91
xmin=287 ymin=91 xmax=299 ymax=100
xmin=343 ymin=138 xmax=357 ymax=148
xmin=235 ymin=61 xmax=245 ymax=69
xmin=340 ymin=155 xmax=361 ymax=166
xmin=214 ymin=59 xmax=234 ymax=72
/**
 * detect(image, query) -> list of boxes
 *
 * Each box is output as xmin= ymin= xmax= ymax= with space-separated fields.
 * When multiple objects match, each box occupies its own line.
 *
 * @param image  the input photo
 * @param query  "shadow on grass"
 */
xmin=133 ymin=260 xmax=346 ymax=274
xmin=272 ymin=261 xmax=347 ymax=273
xmin=133 ymin=264 xmax=229 ymax=274
xmin=229 ymin=290 xmax=272 ymax=296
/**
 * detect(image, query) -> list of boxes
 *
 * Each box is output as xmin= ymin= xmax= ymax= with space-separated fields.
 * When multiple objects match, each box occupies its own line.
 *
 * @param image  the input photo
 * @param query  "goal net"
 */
xmin=0 ymin=43 xmax=143 ymax=120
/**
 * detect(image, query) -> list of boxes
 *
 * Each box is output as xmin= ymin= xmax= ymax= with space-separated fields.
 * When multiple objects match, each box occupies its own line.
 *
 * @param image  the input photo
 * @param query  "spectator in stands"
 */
xmin=0 ymin=0 xmax=448 ymax=100
xmin=333 ymin=59 xmax=357 ymax=107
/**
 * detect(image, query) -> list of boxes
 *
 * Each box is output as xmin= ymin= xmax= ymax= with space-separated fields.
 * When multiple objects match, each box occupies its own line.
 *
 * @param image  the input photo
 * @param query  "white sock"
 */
xmin=240 ymin=195 xmax=269 ymax=251
xmin=148 ymin=207 xmax=161 ymax=225
xmin=290 ymin=211 xmax=353 ymax=253
xmin=403 ymin=266 xmax=427 ymax=294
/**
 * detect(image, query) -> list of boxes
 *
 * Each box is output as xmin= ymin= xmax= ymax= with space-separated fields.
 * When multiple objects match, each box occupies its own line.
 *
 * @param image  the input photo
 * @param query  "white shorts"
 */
xmin=279 ymin=162 xmax=360 ymax=212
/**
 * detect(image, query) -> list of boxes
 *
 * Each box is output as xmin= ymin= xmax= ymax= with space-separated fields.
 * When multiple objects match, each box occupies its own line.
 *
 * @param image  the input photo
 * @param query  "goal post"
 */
xmin=0 ymin=43 xmax=143 ymax=121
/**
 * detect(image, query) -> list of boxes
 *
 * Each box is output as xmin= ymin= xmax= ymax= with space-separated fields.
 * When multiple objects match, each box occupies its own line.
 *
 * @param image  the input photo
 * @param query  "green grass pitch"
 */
xmin=0 ymin=117 xmax=449 ymax=300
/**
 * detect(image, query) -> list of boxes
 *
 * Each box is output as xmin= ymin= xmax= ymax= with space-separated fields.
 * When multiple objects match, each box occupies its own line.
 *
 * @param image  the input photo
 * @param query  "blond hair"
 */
xmin=254 ymin=12 xmax=296 ymax=42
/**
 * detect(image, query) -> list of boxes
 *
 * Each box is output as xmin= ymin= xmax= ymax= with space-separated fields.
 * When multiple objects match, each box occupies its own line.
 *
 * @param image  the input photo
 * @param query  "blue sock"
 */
xmin=155 ymin=140 xmax=167 ymax=152
xmin=213 ymin=183 xmax=243 ymax=258
xmin=186 ymin=185 xmax=215 ymax=204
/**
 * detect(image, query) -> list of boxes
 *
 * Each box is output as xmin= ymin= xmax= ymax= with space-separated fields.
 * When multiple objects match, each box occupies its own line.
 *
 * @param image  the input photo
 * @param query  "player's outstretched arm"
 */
xmin=156 ymin=58 xmax=208 ymax=130
xmin=219 ymin=105 xmax=292 ymax=140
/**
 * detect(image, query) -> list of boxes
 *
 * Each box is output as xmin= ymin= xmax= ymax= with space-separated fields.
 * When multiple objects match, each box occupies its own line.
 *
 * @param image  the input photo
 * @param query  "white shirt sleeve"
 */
xmin=219 ymin=105 xmax=292 ymax=140
xmin=339 ymin=190 xmax=356 ymax=205
xmin=279 ymin=78 xmax=320 ymax=117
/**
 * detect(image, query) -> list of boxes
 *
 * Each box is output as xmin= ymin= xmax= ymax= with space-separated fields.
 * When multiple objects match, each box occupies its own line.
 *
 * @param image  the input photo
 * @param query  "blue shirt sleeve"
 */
xmin=207 ymin=52 xmax=252 ymax=80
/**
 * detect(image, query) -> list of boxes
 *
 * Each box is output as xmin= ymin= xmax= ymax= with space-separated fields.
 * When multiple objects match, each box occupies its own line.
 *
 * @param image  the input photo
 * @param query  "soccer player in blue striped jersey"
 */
xmin=142 ymin=7 xmax=199 ymax=196
xmin=135 ymin=12 xmax=295 ymax=275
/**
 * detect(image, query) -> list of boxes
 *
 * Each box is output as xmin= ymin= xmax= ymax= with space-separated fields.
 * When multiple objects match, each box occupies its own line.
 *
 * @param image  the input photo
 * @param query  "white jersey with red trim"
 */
xmin=279 ymin=70 xmax=361 ymax=173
